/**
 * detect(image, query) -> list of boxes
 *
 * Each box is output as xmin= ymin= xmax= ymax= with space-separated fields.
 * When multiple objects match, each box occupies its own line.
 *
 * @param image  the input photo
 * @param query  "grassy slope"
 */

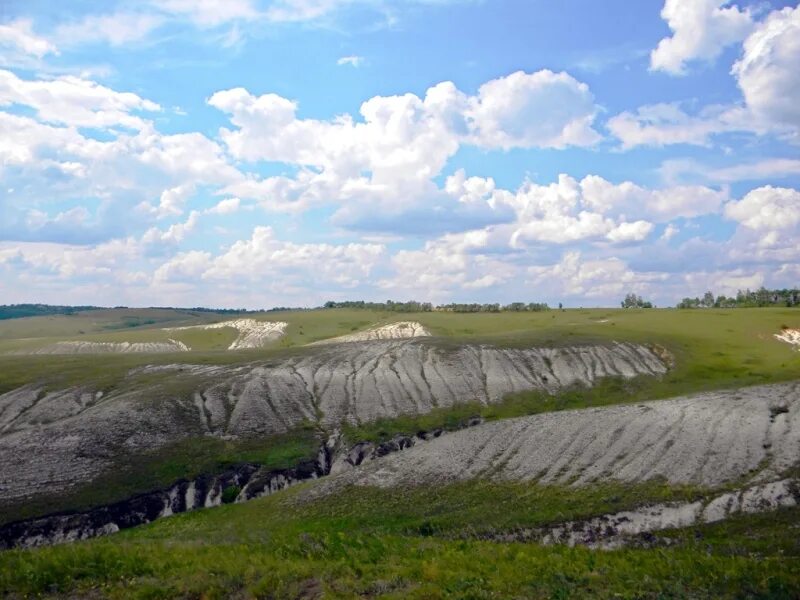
xmin=1 ymin=479 xmax=798 ymax=598
xmin=0 ymin=308 xmax=394 ymax=390
xmin=344 ymin=307 xmax=800 ymax=442
xmin=1 ymin=307 xmax=799 ymax=598
xmin=1 ymin=306 xmax=798 ymax=392
xmin=0 ymin=307 xmax=798 ymax=518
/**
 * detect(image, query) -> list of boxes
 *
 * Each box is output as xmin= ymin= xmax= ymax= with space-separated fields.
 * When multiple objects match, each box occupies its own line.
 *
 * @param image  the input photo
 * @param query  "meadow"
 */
xmin=0 ymin=306 xmax=798 ymax=597
xmin=0 ymin=306 xmax=797 ymax=393
xmin=1 ymin=479 xmax=798 ymax=598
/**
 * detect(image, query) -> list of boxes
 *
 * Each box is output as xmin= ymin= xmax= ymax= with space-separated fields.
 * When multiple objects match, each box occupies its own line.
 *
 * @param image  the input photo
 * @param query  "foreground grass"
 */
xmin=1 ymin=479 xmax=797 ymax=598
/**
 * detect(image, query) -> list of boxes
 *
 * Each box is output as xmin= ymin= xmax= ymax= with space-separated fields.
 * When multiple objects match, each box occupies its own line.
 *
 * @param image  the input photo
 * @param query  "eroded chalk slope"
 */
xmin=319 ymin=381 xmax=800 ymax=491
xmin=0 ymin=340 xmax=667 ymax=505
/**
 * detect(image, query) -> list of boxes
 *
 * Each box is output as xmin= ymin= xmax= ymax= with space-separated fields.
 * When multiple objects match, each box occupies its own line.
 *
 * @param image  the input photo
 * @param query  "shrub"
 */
xmin=221 ymin=485 xmax=241 ymax=504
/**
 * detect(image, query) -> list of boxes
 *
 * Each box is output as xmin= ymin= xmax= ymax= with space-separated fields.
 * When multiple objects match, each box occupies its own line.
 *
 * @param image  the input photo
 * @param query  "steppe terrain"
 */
xmin=0 ymin=306 xmax=798 ymax=598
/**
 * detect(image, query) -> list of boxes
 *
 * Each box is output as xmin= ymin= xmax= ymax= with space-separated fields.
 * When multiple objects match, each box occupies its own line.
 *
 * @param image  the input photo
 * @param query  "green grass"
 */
xmin=2 ymin=307 xmax=797 ymax=393
xmin=0 ymin=308 xmax=399 ymax=390
xmin=1 ymin=479 xmax=797 ymax=598
xmin=658 ymin=502 xmax=800 ymax=558
xmin=342 ymin=376 xmax=661 ymax=444
xmin=2 ymin=306 xmax=799 ymax=598
xmin=1 ymin=307 xmax=797 ymax=520
xmin=0 ymin=308 xmax=217 ymax=341
xmin=340 ymin=308 xmax=799 ymax=444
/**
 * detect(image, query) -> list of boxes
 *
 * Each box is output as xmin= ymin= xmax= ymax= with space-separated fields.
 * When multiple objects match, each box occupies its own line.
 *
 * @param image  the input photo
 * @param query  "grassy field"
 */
xmin=0 ymin=306 xmax=797 ymax=392
xmin=0 ymin=307 xmax=796 ymax=489
xmin=0 ymin=307 xmax=390 ymax=351
xmin=0 ymin=307 xmax=798 ymax=596
xmin=0 ymin=307 xmax=797 ymax=507
xmin=1 ymin=478 xmax=798 ymax=598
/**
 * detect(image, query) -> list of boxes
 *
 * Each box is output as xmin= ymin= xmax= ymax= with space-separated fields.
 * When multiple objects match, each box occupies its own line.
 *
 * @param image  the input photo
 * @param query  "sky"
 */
xmin=0 ymin=0 xmax=798 ymax=309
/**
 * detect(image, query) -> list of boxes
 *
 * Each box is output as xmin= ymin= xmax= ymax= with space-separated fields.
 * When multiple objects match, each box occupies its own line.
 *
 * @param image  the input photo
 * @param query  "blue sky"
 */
xmin=0 ymin=0 xmax=798 ymax=308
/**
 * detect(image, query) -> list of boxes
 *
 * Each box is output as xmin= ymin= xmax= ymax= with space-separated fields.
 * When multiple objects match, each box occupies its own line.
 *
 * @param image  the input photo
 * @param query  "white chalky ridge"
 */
xmin=20 ymin=340 xmax=189 ymax=354
xmin=775 ymin=328 xmax=800 ymax=350
xmin=164 ymin=319 xmax=288 ymax=350
xmin=0 ymin=340 xmax=668 ymax=503
xmin=318 ymin=381 xmax=800 ymax=490
xmin=511 ymin=478 xmax=799 ymax=548
xmin=310 ymin=321 xmax=430 ymax=345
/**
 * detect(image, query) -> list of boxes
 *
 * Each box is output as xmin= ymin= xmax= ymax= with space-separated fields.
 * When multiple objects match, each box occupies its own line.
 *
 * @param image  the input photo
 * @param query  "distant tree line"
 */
xmin=322 ymin=300 xmax=550 ymax=313
xmin=437 ymin=303 xmax=501 ymax=313
xmin=620 ymin=293 xmax=654 ymax=308
xmin=150 ymin=306 xmax=311 ymax=314
xmin=0 ymin=304 xmax=102 ymax=321
xmin=677 ymin=288 xmax=800 ymax=309
xmin=149 ymin=306 xmax=252 ymax=314
xmin=0 ymin=304 xmax=315 ymax=322
xmin=436 ymin=302 xmax=550 ymax=312
xmin=323 ymin=300 xmax=434 ymax=312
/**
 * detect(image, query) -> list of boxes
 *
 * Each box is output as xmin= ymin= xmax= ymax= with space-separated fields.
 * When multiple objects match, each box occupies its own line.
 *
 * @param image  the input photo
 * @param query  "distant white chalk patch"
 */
xmin=164 ymin=319 xmax=288 ymax=350
xmin=309 ymin=321 xmax=431 ymax=345
xmin=775 ymin=328 xmax=800 ymax=350
xmin=22 ymin=340 xmax=190 ymax=354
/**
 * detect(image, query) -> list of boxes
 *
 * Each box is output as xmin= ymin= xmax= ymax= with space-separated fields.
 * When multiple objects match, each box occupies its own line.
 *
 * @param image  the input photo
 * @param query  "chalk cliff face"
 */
xmin=4 ymin=381 xmax=799 ymax=550
xmin=0 ymin=340 xmax=668 ymax=507
xmin=318 ymin=381 xmax=800 ymax=491
xmin=472 ymin=477 xmax=800 ymax=549
xmin=0 ymin=441 xmax=337 ymax=550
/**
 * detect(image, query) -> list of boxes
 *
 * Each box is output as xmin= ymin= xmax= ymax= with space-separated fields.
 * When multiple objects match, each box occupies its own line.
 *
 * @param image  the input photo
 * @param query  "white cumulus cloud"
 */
xmin=732 ymin=5 xmax=800 ymax=138
xmin=650 ymin=0 xmax=753 ymax=75
xmin=0 ymin=18 xmax=58 ymax=59
xmin=337 ymin=55 xmax=364 ymax=67
xmin=607 ymin=102 xmax=754 ymax=149
xmin=0 ymin=69 xmax=160 ymax=130
xmin=467 ymin=70 xmax=601 ymax=149
xmin=206 ymin=197 xmax=242 ymax=214
xmin=208 ymin=70 xmax=601 ymax=218
xmin=724 ymin=185 xmax=800 ymax=230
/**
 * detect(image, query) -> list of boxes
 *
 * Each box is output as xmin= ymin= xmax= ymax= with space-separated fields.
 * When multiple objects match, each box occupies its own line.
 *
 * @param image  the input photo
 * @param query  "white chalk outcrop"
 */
xmin=775 ymin=328 xmax=800 ymax=350
xmin=164 ymin=319 xmax=288 ymax=350
xmin=503 ymin=478 xmax=799 ymax=548
xmin=21 ymin=340 xmax=189 ymax=354
xmin=0 ymin=340 xmax=667 ymax=504
xmin=321 ymin=381 xmax=800 ymax=490
xmin=310 ymin=321 xmax=430 ymax=345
